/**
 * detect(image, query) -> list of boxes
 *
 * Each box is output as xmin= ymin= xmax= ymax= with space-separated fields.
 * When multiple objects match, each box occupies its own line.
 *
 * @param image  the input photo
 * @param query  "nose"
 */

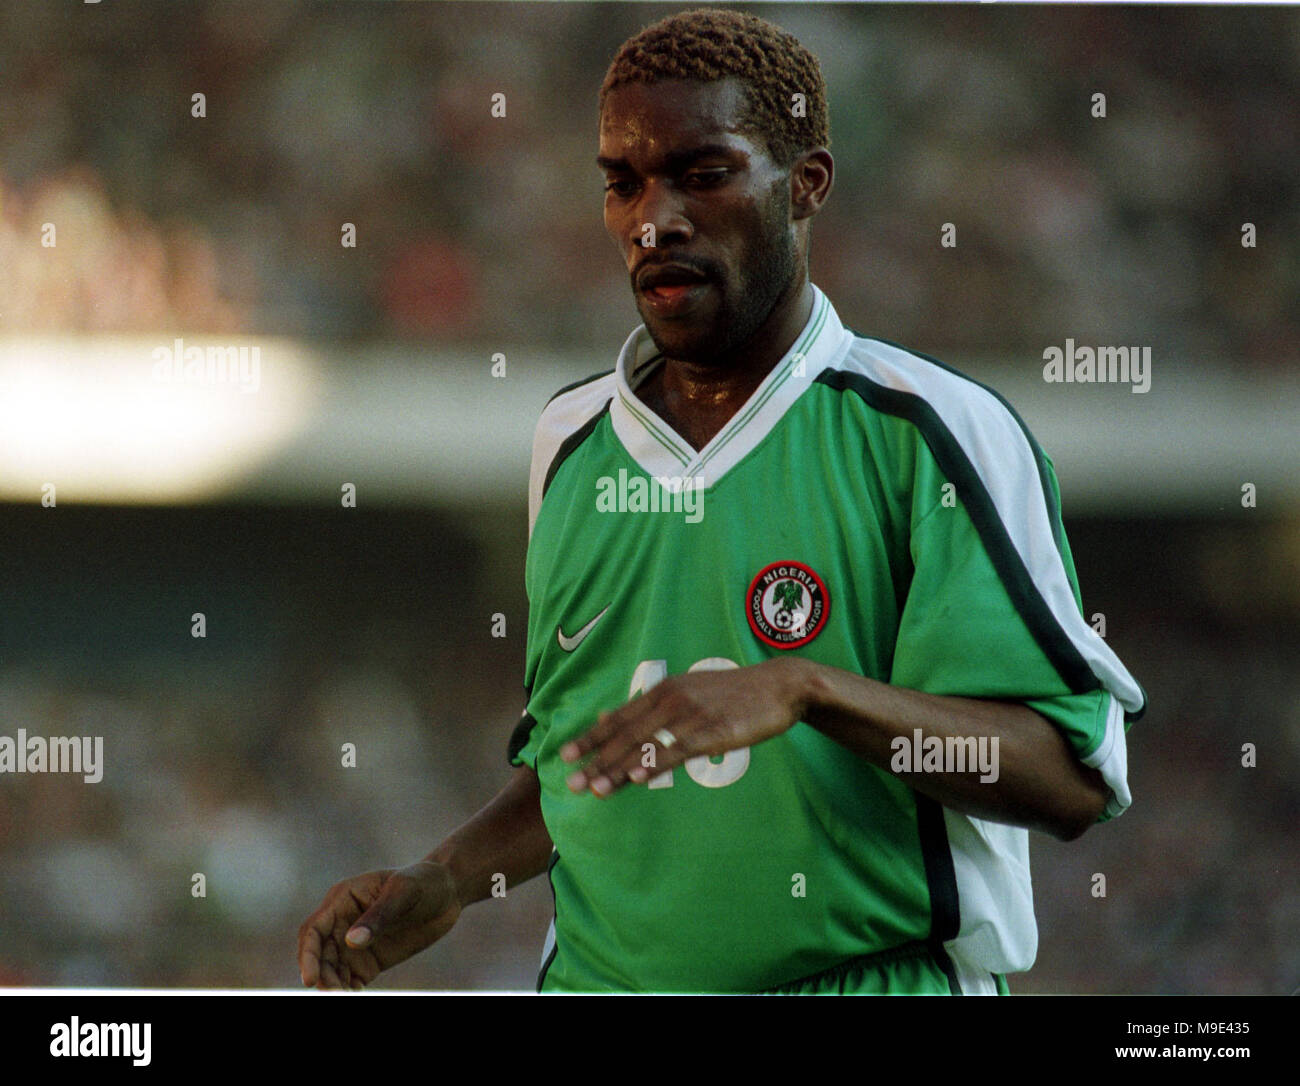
xmin=635 ymin=179 xmax=693 ymax=249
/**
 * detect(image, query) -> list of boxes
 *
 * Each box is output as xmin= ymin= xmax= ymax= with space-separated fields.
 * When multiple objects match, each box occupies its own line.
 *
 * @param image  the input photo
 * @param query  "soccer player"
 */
xmin=298 ymin=8 xmax=1146 ymax=995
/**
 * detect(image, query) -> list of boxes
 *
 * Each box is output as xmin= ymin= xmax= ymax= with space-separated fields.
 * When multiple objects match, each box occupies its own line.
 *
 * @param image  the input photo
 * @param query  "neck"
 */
xmin=640 ymin=279 xmax=814 ymax=452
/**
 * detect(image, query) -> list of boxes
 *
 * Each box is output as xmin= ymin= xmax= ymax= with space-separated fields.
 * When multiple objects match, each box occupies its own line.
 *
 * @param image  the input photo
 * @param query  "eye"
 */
xmin=686 ymin=169 xmax=729 ymax=187
xmin=604 ymin=178 xmax=638 ymax=197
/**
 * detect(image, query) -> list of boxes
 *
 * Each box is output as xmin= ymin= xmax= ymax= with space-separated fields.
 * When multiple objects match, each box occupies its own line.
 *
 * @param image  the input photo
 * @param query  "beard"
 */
xmin=638 ymin=184 xmax=799 ymax=369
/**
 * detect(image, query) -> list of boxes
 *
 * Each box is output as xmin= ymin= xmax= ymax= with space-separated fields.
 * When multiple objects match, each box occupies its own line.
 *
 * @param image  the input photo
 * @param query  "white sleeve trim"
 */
xmin=1081 ymin=690 xmax=1132 ymax=819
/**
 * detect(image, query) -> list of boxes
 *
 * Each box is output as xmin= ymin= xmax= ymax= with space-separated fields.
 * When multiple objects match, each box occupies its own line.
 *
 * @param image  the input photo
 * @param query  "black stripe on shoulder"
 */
xmin=546 ymin=369 xmax=614 ymax=406
xmin=536 ymin=851 xmax=561 ymax=992
xmin=860 ymin=336 xmax=1067 ymax=558
xmin=542 ymin=400 xmax=611 ymax=501
xmin=507 ymin=710 xmax=538 ymax=766
xmin=816 ymin=366 xmax=1098 ymax=695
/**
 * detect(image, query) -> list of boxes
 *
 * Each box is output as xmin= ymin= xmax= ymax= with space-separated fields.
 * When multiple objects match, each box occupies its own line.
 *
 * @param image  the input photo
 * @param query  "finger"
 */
xmin=317 ymin=956 xmax=343 ymax=991
xmin=298 ymin=925 xmax=322 ymax=987
xmin=559 ymin=708 xmax=624 ymax=763
xmin=564 ymin=697 xmax=670 ymax=772
xmin=297 ymin=899 xmax=340 ymax=984
xmin=573 ymin=691 xmax=677 ymax=782
xmin=329 ymin=910 xmax=354 ymax=961
xmin=565 ymin=713 xmax=649 ymax=793
xmin=320 ymin=931 xmax=346 ymax=987
xmin=606 ymin=730 xmax=694 ymax=793
xmin=353 ymin=955 xmax=380 ymax=987
xmin=348 ymin=875 xmax=414 ymax=947
xmin=575 ymin=697 xmax=698 ymax=796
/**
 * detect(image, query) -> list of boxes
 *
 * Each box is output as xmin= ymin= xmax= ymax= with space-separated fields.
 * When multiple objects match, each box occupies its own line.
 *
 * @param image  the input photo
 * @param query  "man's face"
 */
xmin=598 ymin=79 xmax=798 ymax=366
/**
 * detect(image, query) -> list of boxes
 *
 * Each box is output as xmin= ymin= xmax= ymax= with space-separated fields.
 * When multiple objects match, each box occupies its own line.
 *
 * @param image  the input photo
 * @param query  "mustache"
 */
xmin=632 ymin=257 xmax=720 ymax=289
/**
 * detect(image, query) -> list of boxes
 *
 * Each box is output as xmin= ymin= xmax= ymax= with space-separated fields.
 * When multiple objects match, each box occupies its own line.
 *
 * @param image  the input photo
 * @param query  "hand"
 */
xmin=559 ymin=657 xmax=808 ymax=797
xmin=297 ymin=860 xmax=462 ymax=990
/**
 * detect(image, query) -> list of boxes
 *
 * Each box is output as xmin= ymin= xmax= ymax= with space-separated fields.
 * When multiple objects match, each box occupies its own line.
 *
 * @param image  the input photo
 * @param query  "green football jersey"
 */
xmin=508 ymin=285 xmax=1145 ymax=994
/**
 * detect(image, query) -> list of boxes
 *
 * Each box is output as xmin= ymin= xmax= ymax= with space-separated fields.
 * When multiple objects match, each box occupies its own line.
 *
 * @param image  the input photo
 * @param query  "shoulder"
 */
xmin=543 ymin=369 xmax=618 ymax=412
xmin=814 ymin=331 xmax=1066 ymax=551
xmin=528 ymin=370 xmax=617 ymax=536
xmin=818 ymin=332 xmax=1054 ymax=485
xmin=819 ymin=334 xmax=1033 ymax=446
xmin=533 ymin=369 xmax=616 ymax=462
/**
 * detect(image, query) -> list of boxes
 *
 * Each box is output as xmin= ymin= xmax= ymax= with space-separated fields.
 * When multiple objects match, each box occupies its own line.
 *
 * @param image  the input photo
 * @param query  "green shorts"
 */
xmin=761 ymin=940 xmax=1010 ymax=995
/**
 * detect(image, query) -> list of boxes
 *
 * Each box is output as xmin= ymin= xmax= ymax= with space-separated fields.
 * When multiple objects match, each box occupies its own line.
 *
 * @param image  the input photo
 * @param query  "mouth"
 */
xmin=642 ymin=281 xmax=709 ymax=311
xmin=638 ymin=263 xmax=712 ymax=315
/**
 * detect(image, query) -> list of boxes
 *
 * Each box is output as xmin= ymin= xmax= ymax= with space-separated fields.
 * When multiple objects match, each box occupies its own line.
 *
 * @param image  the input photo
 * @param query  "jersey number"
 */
xmin=628 ymin=657 xmax=751 ymax=790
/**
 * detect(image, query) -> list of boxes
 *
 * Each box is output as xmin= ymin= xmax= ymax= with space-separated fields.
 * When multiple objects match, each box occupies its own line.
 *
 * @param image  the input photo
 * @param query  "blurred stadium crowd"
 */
xmin=0 ymin=2 xmax=1296 ymax=992
xmin=1 ymin=2 xmax=1296 ymax=361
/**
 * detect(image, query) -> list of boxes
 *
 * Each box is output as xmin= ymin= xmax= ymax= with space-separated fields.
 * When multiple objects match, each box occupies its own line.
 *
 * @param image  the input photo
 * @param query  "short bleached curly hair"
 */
xmin=600 ymin=8 xmax=830 ymax=169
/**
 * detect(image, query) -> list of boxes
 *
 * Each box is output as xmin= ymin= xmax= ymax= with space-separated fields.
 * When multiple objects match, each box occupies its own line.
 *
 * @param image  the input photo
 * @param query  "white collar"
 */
xmin=609 ymin=284 xmax=849 ymax=485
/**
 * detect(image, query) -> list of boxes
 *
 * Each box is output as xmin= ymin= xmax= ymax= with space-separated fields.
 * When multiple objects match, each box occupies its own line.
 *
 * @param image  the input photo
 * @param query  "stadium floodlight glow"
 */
xmin=0 ymin=335 xmax=317 ymax=504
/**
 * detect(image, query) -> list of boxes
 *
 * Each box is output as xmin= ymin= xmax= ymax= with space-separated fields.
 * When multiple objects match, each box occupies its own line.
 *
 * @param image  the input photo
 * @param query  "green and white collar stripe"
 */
xmin=610 ymin=285 xmax=848 ymax=485
xmin=616 ymin=370 xmax=691 ymax=469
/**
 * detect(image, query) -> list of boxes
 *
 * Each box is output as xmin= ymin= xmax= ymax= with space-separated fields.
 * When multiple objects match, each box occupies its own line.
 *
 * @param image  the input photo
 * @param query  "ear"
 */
xmin=790 ymin=148 xmax=833 ymax=221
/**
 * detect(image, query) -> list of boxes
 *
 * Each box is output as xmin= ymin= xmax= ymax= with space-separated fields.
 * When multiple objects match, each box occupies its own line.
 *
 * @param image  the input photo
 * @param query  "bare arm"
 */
xmin=560 ymin=657 xmax=1106 ymax=842
xmin=794 ymin=660 xmax=1107 ymax=840
xmin=429 ymin=764 xmax=554 ymax=908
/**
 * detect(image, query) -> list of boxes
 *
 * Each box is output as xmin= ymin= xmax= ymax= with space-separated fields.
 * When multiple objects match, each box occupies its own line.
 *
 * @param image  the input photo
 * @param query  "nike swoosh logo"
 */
xmin=557 ymin=604 xmax=610 ymax=652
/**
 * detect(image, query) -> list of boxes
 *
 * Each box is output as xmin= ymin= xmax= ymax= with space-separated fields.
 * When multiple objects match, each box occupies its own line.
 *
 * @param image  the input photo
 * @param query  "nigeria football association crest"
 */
xmin=746 ymin=561 xmax=829 ymax=649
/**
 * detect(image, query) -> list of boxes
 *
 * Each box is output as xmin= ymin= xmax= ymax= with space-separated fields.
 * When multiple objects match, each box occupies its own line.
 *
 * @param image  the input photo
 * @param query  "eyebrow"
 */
xmin=596 ymin=143 xmax=744 ymax=173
